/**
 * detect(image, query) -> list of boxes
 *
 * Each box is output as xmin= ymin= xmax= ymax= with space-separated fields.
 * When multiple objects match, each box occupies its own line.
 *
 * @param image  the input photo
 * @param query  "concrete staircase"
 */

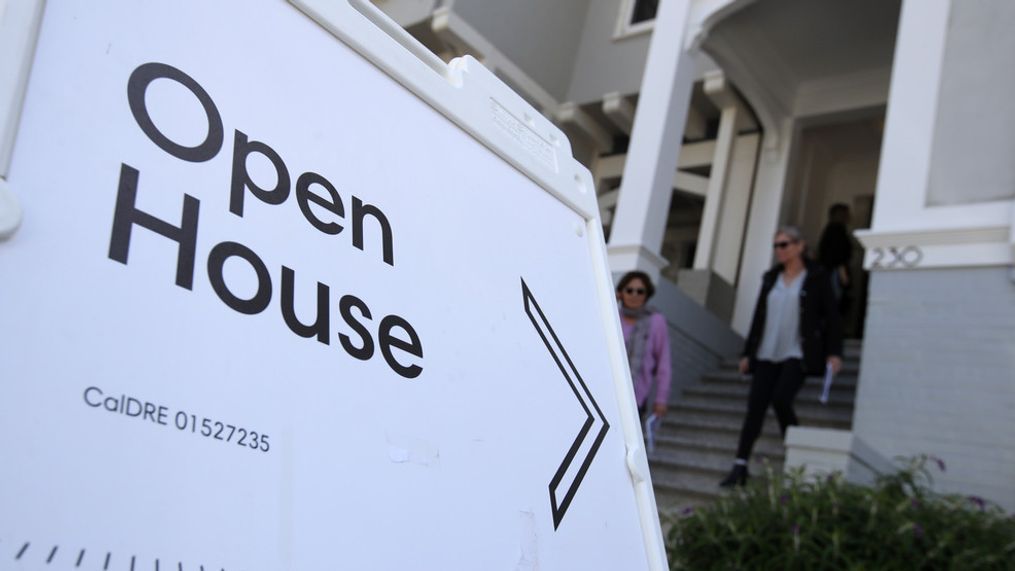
xmin=649 ymin=340 xmax=863 ymax=510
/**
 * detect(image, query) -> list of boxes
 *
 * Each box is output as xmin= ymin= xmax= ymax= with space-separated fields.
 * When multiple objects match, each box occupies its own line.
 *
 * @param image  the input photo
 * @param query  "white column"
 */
xmin=713 ymin=132 xmax=761 ymax=283
xmin=866 ymin=0 xmax=949 ymax=232
xmin=693 ymin=72 xmax=740 ymax=270
xmin=607 ymin=0 xmax=698 ymax=281
xmin=730 ymin=120 xmax=796 ymax=335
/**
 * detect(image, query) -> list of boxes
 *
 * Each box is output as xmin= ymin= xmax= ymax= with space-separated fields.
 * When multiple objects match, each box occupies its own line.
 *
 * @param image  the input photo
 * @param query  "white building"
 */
xmin=374 ymin=0 xmax=1015 ymax=510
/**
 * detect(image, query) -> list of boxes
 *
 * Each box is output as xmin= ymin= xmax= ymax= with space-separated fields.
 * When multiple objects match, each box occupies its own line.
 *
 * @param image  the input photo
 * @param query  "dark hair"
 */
xmin=616 ymin=271 xmax=655 ymax=299
xmin=828 ymin=203 xmax=850 ymax=223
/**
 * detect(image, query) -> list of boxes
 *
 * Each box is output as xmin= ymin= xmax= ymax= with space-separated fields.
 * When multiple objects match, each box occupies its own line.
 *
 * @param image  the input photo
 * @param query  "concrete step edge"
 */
xmin=680 ymin=386 xmax=856 ymax=408
xmin=702 ymin=371 xmax=859 ymax=386
xmin=649 ymin=451 xmax=784 ymax=474
xmin=661 ymin=418 xmax=794 ymax=437
xmin=671 ymin=401 xmax=853 ymax=423
xmin=653 ymin=434 xmax=785 ymax=458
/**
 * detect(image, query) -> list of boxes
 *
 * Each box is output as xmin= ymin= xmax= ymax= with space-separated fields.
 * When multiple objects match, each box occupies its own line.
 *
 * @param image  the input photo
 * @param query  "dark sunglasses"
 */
xmin=773 ymin=240 xmax=796 ymax=250
xmin=624 ymin=287 xmax=647 ymax=295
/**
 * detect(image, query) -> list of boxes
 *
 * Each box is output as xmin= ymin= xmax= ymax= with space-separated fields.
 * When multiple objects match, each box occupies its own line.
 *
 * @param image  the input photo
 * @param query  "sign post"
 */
xmin=0 ymin=1 xmax=667 ymax=568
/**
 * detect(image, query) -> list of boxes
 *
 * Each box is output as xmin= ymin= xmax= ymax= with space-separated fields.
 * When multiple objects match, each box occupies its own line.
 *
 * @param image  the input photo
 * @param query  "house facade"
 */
xmin=374 ymin=0 xmax=1015 ymax=510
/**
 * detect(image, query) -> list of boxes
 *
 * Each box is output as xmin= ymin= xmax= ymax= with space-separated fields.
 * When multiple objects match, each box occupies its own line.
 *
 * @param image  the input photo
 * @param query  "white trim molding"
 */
xmin=613 ymin=0 xmax=656 ymax=40
xmin=1010 ymin=201 xmax=1015 ymax=282
xmin=591 ymin=139 xmax=733 ymax=183
xmin=793 ymin=66 xmax=892 ymax=119
xmin=602 ymin=92 xmax=636 ymax=135
xmin=606 ymin=243 xmax=670 ymax=281
xmin=699 ymin=34 xmax=788 ymax=154
xmin=855 ymin=222 xmax=1014 ymax=271
xmin=555 ymin=101 xmax=613 ymax=152
xmin=686 ymin=0 xmax=757 ymax=51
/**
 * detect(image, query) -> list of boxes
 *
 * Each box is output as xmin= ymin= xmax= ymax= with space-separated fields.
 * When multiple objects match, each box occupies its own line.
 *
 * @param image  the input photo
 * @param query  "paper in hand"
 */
xmin=819 ymin=363 xmax=835 ymax=405
xmin=644 ymin=414 xmax=659 ymax=454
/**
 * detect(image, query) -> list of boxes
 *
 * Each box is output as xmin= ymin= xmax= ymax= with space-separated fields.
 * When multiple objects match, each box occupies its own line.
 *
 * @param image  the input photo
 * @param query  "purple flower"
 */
xmin=791 ymin=523 xmax=800 ymax=535
xmin=680 ymin=506 xmax=696 ymax=517
xmin=910 ymin=498 xmax=921 ymax=509
xmin=780 ymin=494 xmax=790 ymax=506
xmin=913 ymin=523 xmax=924 ymax=539
xmin=968 ymin=496 xmax=986 ymax=511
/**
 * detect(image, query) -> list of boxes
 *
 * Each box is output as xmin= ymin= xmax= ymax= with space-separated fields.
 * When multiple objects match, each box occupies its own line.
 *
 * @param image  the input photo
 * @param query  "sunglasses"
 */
xmin=773 ymin=240 xmax=796 ymax=250
xmin=624 ymin=287 xmax=647 ymax=295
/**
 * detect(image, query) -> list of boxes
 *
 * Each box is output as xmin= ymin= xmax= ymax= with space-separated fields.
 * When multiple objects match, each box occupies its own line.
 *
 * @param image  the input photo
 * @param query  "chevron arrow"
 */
xmin=521 ymin=278 xmax=610 ymax=530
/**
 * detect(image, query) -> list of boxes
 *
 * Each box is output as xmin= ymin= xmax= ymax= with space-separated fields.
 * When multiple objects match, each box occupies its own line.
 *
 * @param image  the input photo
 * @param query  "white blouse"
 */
xmin=756 ymin=270 xmax=807 ymax=363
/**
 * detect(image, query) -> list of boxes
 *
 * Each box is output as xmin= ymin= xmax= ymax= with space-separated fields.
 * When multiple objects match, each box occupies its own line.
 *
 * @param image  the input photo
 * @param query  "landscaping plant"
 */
xmin=664 ymin=456 xmax=1015 ymax=570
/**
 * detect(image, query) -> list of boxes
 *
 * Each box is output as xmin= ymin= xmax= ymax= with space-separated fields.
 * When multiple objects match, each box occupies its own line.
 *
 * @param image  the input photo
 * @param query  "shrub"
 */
xmin=664 ymin=456 xmax=1015 ymax=570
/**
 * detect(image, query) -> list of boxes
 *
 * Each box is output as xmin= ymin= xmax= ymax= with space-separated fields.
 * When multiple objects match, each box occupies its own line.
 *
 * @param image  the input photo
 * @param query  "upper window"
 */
xmin=615 ymin=0 xmax=658 ymax=39
xmin=630 ymin=0 xmax=659 ymax=24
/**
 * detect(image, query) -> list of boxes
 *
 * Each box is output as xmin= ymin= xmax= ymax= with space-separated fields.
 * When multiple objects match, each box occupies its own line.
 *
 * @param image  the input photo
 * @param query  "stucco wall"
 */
xmin=653 ymin=277 xmax=742 ymax=400
xmin=853 ymin=267 xmax=1015 ymax=511
xmin=927 ymin=0 xmax=1015 ymax=205
xmin=452 ymin=0 xmax=591 ymax=102
xmin=567 ymin=0 xmax=652 ymax=103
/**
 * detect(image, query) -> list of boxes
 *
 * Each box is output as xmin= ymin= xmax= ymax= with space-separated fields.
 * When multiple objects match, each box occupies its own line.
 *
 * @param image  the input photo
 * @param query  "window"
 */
xmin=615 ymin=0 xmax=658 ymax=39
xmin=630 ymin=0 xmax=659 ymax=25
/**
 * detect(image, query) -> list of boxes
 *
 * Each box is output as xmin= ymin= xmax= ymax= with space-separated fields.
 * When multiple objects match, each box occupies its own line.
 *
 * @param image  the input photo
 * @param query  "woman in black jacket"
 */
xmin=719 ymin=226 xmax=843 ymax=487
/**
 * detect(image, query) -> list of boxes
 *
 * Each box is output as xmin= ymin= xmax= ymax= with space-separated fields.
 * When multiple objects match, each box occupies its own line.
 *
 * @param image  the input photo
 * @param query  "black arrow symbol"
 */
xmin=522 ymin=278 xmax=610 ymax=530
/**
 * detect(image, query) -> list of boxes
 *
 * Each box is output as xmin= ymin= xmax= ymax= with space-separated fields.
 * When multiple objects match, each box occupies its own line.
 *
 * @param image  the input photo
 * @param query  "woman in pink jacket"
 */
xmin=616 ymin=271 xmax=672 ymax=419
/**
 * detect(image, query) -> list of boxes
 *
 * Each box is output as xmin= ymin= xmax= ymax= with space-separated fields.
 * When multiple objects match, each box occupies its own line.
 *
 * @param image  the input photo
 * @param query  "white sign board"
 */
xmin=0 ymin=1 xmax=666 ymax=569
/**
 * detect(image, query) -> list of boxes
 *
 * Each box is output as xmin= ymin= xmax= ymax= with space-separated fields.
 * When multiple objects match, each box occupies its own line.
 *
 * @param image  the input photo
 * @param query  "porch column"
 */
xmin=731 ymin=121 xmax=796 ymax=334
xmin=607 ymin=0 xmax=698 ymax=282
xmin=693 ymin=71 xmax=741 ymax=270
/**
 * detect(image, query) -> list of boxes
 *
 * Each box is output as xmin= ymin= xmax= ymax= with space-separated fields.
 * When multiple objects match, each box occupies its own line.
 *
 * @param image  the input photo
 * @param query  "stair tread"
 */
xmin=650 ymin=465 xmax=782 ymax=505
xmin=650 ymin=340 xmax=862 ymax=512
xmin=651 ymin=471 xmax=725 ymax=503
xmin=681 ymin=385 xmax=855 ymax=407
xmin=670 ymin=400 xmax=853 ymax=423
xmin=653 ymin=433 xmax=785 ymax=458
xmin=661 ymin=417 xmax=806 ymax=439
xmin=650 ymin=449 xmax=783 ymax=474
xmin=703 ymin=369 xmax=859 ymax=386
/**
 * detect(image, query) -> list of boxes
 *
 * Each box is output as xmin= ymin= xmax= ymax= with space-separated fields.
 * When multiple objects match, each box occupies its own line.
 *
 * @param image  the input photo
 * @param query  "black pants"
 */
xmin=735 ymin=359 xmax=806 ymax=461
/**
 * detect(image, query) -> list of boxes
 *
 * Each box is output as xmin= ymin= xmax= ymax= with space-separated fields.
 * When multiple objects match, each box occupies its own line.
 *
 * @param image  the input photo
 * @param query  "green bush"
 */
xmin=664 ymin=456 xmax=1015 ymax=570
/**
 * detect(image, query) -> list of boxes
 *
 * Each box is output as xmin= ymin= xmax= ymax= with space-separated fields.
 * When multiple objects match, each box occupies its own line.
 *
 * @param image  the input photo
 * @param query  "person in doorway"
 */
xmin=719 ymin=226 xmax=843 ymax=487
xmin=616 ymin=271 xmax=672 ymax=419
xmin=818 ymin=203 xmax=853 ymax=313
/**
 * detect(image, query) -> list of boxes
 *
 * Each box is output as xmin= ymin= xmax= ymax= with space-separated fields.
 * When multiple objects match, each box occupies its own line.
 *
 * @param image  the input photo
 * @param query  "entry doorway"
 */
xmin=782 ymin=112 xmax=885 ymax=339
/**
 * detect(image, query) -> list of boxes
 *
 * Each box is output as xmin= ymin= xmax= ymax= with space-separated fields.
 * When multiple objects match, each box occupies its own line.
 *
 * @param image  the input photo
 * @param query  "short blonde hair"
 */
xmin=776 ymin=225 xmax=803 ymax=242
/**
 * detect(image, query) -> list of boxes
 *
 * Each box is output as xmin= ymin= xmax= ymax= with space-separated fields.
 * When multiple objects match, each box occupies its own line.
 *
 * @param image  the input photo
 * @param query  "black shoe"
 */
xmin=719 ymin=464 xmax=749 ymax=488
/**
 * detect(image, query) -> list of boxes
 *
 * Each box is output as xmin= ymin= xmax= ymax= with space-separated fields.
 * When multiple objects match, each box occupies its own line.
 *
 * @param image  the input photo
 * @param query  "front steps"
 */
xmin=649 ymin=341 xmax=862 ymax=509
